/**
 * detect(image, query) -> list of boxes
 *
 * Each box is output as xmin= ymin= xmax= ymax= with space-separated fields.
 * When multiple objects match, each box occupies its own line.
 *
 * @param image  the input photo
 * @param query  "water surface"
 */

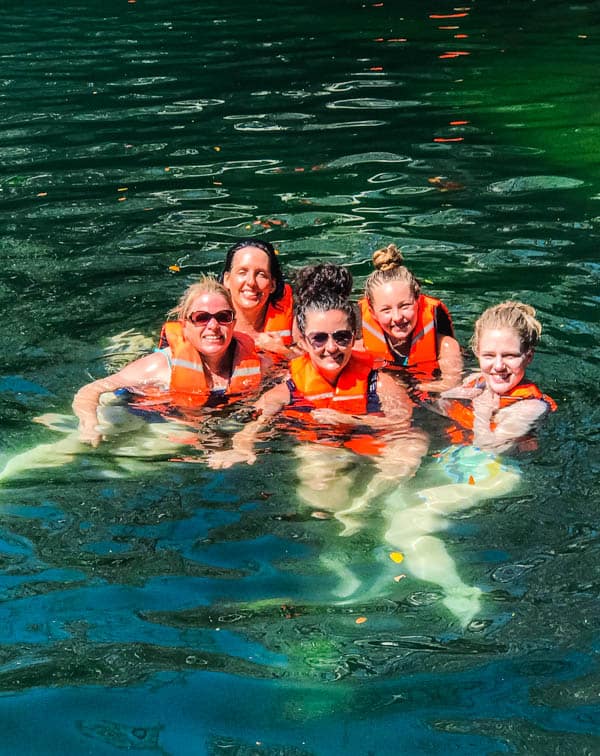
xmin=0 ymin=1 xmax=599 ymax=754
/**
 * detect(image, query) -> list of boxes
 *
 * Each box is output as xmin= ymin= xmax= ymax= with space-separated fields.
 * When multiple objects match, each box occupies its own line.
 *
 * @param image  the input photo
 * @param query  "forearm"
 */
xmin=230 ymin=415 xmax=269 ymax=455
xmin=73 ymin=376 xmax=123 ymax=427
xmin=417 ymin=372 xmax=462 ymax=394
xmin=473 ymin=400 xmax=547 ymax=453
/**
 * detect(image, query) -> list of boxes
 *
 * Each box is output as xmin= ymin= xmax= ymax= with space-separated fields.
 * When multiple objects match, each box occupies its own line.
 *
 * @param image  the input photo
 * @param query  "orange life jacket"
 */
xmin=263 ymin=283 xmax=294 ymax=346
xmin=284 ymin=351 xmax=384 ymax=455
xmin=444 ymin=376 xmax=557 ymax=445
xmin=359 ymin=294 xmax=453 ymax=380
xmin=131 ymin=322 xmax=262 ymax=413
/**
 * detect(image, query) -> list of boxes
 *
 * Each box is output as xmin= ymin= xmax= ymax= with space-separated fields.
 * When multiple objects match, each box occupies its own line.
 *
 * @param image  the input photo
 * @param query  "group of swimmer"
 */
xmin=73 ymin=237 xmax=556 ymax=467
xmin=14 ymin=237 xmax=555 ymax=626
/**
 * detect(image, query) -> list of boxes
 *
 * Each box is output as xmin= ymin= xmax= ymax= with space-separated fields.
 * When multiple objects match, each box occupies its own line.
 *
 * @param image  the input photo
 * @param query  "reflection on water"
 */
xmin=0 ymin=0 xmax=599 ymax=752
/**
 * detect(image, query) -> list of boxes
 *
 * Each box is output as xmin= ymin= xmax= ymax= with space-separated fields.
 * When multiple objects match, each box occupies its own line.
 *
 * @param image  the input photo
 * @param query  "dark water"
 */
xmin=1 ymin=1 xmax=599 ymax=753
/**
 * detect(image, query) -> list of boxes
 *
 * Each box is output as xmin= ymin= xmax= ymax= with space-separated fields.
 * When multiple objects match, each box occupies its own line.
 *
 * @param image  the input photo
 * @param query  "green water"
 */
xmin=0 ymin=1 xmax=599 ymax=753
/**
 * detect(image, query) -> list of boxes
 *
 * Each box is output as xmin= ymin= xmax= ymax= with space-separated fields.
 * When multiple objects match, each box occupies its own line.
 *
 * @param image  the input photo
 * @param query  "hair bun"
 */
xmin=373 ymin=243 xmax=404 ymax=272
xmin=294 ymin=263 xmax=353 ymax=303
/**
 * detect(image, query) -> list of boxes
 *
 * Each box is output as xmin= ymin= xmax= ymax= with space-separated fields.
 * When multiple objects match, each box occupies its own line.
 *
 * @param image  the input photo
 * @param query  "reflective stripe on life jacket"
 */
xmin=286 ymin=350 xmax=377 ymax=415
xmin=263 ymin=283 xmax=294 ymax=345
xmin=284 ymin=351 xmax=384 ymax=455
xmin=162 ymin=321 xmax=262 ymax=397
xmin=359 ymin=294 xmax=454 ymax=379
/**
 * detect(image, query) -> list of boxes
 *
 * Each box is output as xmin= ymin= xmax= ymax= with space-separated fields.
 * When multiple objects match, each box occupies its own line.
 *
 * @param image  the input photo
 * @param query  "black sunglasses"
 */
xmin=306 ymin=330 xmax=354 ymax=348
xmin=188 ymin=309 xmax=235 ymax=326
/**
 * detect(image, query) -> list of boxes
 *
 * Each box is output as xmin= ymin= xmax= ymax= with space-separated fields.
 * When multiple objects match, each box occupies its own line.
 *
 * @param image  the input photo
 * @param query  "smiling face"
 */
xmin=222 ymin=246 xmax=276 ymax=317
xmin=476 ymin=327 xmax=532 ymax=396
xmin=369 ymin=280 xmax=419 ymax=346
xmin=298 ymin=308 xmax=355 ymax=384
xmin=182 ymin=292 xmax=236 ymax=358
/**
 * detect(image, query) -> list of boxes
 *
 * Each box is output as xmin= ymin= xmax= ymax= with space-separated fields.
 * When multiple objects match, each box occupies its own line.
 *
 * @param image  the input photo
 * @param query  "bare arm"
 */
xmin=72 ymin=351 xmax=170 ymax=446
xmin=254 ymin=332 xmax=303 ymax=360
xmin=206 ymin=381 xmax=291 ymax=469
xmin=417 ymin=334 xmax=463 ymax=393
xmin=472 ymin=392 xmax=549 ymax=452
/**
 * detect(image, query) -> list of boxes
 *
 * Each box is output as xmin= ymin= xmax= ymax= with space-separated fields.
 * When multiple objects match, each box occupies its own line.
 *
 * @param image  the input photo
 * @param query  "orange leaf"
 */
xmin=355 ymin=616 xmax=368 ymax=624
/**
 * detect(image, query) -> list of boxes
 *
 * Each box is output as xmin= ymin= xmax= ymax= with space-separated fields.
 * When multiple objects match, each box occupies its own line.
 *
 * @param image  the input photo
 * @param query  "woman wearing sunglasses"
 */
xmin=208 ymin=264 xmax=428 ymax=535
xmin=73 ymin=276 xmax=267 ymax=447
xmin=219 ymin=238 xmax=295 ymax=358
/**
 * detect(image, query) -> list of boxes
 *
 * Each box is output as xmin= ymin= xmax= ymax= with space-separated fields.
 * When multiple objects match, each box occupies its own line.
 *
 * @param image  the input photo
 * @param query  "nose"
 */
xmin=493 ymin=354 xmax=505 ymax=370
xmin=323 ymin=335 xmax=340 ymax=350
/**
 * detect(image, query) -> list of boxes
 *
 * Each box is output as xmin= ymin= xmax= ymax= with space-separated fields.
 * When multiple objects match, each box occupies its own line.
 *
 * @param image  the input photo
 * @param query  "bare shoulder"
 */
xmin=110 ymin=349 xmax=171 ymax=388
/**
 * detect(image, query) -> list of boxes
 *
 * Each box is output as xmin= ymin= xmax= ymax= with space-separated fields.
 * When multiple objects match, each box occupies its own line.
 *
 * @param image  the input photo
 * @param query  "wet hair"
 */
xmin=220 ymin=238 xmax=285 ymax=306
xmin=294 ymin=263 xmax=356 ymax=335
xmin=471 ymin=301 xmax=542 ymax=354
xmin=169 ymin=275 xmax=234 ymax=320
xmin=364 ymin=243 xmax=421 ymax=304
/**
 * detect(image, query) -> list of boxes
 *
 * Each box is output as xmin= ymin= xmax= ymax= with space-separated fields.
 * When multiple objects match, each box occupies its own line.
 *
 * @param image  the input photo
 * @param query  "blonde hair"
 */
xmin=471 ymin=301 xmax=542 ymax=354
xmin=364 ymin=244 xmax=420 ymax=304
xmin=168 ymin=275 xmax=234 ymax=320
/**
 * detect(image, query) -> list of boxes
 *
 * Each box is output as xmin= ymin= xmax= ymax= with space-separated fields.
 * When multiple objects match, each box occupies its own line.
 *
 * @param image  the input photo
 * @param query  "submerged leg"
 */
xmin=383 ymin=446 xmax=521 ymax=626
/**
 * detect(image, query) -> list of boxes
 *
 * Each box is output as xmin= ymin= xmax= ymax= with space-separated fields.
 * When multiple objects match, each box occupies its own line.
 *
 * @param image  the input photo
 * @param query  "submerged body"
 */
xmin=209 ymin=272 xmax=428 ymax=537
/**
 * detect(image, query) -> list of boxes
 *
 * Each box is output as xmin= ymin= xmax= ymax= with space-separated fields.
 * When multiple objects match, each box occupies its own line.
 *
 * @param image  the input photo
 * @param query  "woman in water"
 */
xmin=73 ymin=276 xmax=268 ymax=447
xmin=382 ymin=301 xmax=557 ymax=624
xmin=208 ymin=263 xmax=428 ymax=535
xmin=436 ymin=300 xmax=557 ymax=452
xmin=220 ymin=238 xmax=295 ymax=358
xmin=357 ymin=243 xmax=462 ymax=395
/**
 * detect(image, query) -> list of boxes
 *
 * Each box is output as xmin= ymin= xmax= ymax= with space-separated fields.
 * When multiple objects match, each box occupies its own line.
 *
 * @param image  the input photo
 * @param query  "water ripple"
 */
xmin=327 ymin=98 xmax=422 ymax=109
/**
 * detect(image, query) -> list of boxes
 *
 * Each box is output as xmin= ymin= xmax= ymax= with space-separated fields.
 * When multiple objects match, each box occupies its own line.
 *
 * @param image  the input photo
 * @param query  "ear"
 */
xmin=296 ymin=334 xmax=309 ymax=353
xmin=524 ymin=349 xmax=534 ymax=367
xmin=223 ymin=271 xmax=231 ymax=289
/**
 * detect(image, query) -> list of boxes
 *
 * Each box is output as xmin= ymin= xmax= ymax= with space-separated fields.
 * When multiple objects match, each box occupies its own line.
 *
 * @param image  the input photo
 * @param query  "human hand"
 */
xmin=206 ymin=448 xmax=257 ymax=470
xmin=311 ymin=408 xmax=356 ymax=426
xmin=472 ymin=388 xmax=499 ymax=415
xmin=254 ymin=333 xmax=289 ymax=356
xmin=77 ymin=422 xmax=103 ymax=448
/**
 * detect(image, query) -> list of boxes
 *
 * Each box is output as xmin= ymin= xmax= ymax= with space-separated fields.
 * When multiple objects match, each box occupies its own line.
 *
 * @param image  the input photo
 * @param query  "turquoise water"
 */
xmin=1 ymin=1 xmax=599 ymax=753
